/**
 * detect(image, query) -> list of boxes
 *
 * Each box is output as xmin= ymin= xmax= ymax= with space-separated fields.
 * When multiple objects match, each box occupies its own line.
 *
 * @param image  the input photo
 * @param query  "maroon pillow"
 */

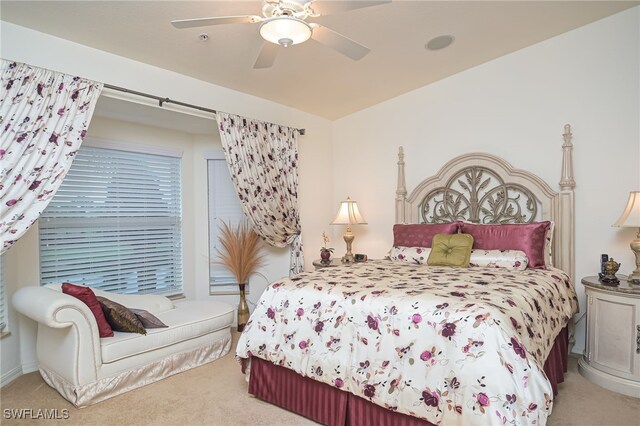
xmin=61 ymin=283 xmax=114 ymax=337
xmin=393 ymin=222 xmax=460 ymax=248
xmin=459 ymin=221 xmax=551 ymax=269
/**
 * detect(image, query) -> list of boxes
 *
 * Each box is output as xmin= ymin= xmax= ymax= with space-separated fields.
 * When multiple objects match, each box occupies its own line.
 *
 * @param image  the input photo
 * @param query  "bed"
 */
xmin=237 ymin=125 xmax=579 ymax=425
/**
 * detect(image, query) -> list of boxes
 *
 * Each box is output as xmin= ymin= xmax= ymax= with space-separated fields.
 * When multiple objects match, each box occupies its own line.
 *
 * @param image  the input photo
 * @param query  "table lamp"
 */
xmin=331 ymin=197 xmax=367 ymax=263
xmin=613 ymin=191 xmax=640 ymax=283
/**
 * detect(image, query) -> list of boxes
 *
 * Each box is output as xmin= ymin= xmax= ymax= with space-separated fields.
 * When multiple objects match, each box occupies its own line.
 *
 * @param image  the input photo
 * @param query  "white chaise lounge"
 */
xmin=12 ymin=284 xmax=233 ymax=407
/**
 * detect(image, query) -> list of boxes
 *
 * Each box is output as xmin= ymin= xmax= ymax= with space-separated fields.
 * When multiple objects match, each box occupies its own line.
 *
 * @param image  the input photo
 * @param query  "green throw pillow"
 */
xmin=427 ymin=233 xmax=474 ymax=267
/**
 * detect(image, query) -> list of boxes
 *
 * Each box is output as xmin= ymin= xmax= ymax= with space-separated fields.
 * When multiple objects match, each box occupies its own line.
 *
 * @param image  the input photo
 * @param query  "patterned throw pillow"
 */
xmin=387 ymin=246 xmax=432 ymax=264
xmin=97 ymin=297 xmax=146 ymax=335
xmin=427 ymin=234 xmax=474 ymax=267
xmin=62 ymin=283 xmax=114 ymax=337
xmin=393 ymin=222 xmax=460 ymax=248
xmin=469 ymin=249 xmax=529 ymax=270
xmin=130 ymin=308 xmax=168 ymax=329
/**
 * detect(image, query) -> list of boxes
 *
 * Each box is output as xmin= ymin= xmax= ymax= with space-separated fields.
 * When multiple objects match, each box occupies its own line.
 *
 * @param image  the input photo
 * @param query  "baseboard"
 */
xmin=22 ymin=361 xmax=38 ymax=374
xmin=1 ymin=366 xmax=23 ymax=388
xmin=0 ymin=361 xmax=39 ymax=388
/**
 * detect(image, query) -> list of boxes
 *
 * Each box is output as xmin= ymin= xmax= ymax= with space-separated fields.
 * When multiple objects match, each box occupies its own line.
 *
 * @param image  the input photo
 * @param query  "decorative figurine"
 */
xmin=600 ymin=258 xmax=621 ymax=285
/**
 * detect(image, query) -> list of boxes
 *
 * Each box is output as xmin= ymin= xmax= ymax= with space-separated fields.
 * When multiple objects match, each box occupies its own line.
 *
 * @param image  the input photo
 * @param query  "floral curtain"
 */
xmin=0 ymin=60 xmax=103 ymax=253
xmin=216 ymin=112 xmax=304 ymax=275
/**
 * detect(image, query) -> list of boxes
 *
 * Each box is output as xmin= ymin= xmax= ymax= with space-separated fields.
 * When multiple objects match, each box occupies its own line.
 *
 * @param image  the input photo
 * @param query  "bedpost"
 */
xmin=396 ymin=146 xmax=407 ymax=223
xmin=558 ymin=124 xmax=576 ymax=351
xmin=558 ymin=124 xmax=575 ymax=280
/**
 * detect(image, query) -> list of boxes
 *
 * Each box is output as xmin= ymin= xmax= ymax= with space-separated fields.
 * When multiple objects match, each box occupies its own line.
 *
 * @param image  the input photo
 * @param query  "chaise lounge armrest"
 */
xmin=13 ymin=286 xmax=103 ymax=385
xmin=13 ymin=286 xmax=98 ymax=330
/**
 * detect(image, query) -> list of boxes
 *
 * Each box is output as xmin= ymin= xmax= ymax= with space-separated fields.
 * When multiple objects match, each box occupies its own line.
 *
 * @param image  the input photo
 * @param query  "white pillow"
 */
xmin=389 ymin=246 xmax=529 ymax=270
xmin=387 ymin=246 xmax=431 ymax=264
xmin=469 ymin=249 xmax=529 ymax=270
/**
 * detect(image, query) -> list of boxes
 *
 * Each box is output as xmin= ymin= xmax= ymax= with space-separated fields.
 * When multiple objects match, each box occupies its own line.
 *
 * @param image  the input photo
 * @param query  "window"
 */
xmin=40 ymin=144 xmax=183 ymax=296
xmin=0 ymin=255 xmax=6 ymax=332
xmin=207 ymin=153 xmax=245 ymax=294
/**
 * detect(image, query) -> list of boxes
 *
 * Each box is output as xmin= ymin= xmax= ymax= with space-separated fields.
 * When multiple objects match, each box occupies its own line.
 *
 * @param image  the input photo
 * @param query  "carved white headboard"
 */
xmin=395 ymin=124 xmax=576 ymax=281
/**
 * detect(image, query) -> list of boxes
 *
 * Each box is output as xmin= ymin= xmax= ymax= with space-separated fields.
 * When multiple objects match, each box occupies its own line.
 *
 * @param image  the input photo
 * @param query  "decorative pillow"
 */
xmin=62 ymin=283 xmax=114 ymax=338
xmin=469 ymin=249 xmax=529 ymax=270
xmin=459 ymin=221 xmax=551 ymax=269
xmin=388 ymin=246 xmax=432 ymax=263
xmin=97 ymin=297 xmax=146 ymax=335
xmin=393 ymin=222 xmax=460 ymax=248
xmin=427 ymin=234 xmax=474 ymax=267
xmin=130 ymin=308 xmax=168 ymax=329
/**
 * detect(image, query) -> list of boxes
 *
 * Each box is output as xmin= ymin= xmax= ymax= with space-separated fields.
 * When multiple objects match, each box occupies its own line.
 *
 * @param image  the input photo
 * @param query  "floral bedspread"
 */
xmin=236 ymin=260 xmax=578 ymax=425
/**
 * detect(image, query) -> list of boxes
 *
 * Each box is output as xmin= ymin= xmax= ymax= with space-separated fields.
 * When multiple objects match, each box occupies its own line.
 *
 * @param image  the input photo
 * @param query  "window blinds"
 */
xmin=40 ymin=146 xmax=183 ymax=296
xmin=207 ymin=158 xmax=246 ymax=293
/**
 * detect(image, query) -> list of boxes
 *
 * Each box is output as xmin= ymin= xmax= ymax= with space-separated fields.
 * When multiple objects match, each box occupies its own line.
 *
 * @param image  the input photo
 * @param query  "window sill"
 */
xmin=167 ymin=293 xmax=186 ymax=301
xmin=209 ymin=283 xmax=250 ymax=296
xmin=209 ymin=290 xmax=243 ymax=296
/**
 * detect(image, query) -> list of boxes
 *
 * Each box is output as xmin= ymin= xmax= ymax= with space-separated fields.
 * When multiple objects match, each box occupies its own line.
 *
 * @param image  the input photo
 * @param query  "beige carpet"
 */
xmin=2 ymin=332 xmax=638 ymax=426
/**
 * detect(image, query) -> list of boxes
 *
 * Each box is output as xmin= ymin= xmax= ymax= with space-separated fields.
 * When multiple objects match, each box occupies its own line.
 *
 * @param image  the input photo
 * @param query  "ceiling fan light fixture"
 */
xmin=260 ymin=17 xmax=312 ymax=47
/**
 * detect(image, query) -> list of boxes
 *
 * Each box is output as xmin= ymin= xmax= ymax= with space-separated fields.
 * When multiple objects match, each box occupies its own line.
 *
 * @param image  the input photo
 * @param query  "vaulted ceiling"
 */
xmin=1 ymin=1 xmax=636 ymax=119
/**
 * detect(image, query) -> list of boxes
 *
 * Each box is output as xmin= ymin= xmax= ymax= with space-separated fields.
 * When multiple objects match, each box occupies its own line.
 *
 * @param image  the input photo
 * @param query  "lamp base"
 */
xmin=341 ymin=253 xmax=355 ymax=263
xmin=629 ymin=233 xmax=640 ymax=284
xmin=342 ymin=229 xmax=355 ymax=264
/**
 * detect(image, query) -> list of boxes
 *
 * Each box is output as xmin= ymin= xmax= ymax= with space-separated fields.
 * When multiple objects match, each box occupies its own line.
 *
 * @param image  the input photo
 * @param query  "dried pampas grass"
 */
xmin=215 ymin=221 xmax=264 ymax=284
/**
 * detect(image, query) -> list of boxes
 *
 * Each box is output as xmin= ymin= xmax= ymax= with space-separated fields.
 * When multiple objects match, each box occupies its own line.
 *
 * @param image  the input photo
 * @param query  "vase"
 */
xmin=320 ymin=250 xmax=331 ymax=264
xmin=237 ymin=283 xmax=250 ymax=332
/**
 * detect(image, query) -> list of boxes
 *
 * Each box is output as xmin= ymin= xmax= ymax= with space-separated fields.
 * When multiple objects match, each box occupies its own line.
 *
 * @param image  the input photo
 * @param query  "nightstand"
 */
xmin=578 ymin=276 xmax=640 ymax=397
xmin=312 ymin=258 xmax=343 ymax=270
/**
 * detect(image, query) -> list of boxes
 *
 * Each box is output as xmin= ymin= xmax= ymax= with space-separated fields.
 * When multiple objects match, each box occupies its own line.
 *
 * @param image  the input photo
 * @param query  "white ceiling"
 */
xmin=1 ymin=1 xmax=636 ymax=120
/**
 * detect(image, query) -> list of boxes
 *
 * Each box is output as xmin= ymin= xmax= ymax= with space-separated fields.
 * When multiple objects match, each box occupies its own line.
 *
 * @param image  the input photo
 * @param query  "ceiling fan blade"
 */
xmin=310 ymin=25 xmax=370 ymax=60
xmin=309 ymin=1 xmax=391 ymax=16
xmin=253 ymin=42 xmax=280 ymax=69
xmin=171 ymin=15 xmax=262 ymax=29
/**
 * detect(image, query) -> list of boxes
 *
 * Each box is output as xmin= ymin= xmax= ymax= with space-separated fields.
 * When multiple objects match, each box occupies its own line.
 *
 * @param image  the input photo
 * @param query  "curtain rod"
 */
xmin=102 ymin=83 xmax=306 ymax=136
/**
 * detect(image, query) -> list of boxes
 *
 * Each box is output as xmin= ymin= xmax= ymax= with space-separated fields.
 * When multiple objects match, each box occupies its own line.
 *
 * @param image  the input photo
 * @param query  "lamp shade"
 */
xmin=260 ymin=17 xmax=312 ymax=47
xmin=613 ymin=191 xmax=640 ymax=227
xmin=331 ymin=197 xmax=367 ymax=225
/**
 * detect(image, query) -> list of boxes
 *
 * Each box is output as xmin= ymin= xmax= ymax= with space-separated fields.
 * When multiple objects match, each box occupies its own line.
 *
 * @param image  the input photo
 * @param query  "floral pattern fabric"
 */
xmin=0 ymin=60 xmax=102 ymax=253
xmin=387 ymin=246 xmax=431 ymax=263
xmin=469 ymin=250 xmax=529 ymax=270
xmin=389 ymin=247 xmax=529 ymax=270
xmin=237 ymin=260 xmax=578 ymax=425
xmin=216 ymin=112 xmax=303 ymax=275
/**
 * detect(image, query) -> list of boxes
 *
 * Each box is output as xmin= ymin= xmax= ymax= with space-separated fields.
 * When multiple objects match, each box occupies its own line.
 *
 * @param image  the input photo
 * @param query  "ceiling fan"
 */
xmin=171 ymin=0 xmax=390 ymax=69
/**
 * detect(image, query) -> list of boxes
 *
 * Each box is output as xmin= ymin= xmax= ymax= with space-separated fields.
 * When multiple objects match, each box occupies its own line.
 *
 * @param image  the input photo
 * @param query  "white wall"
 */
xmin=333 ymin=7 xmax=640 ymax=355
xmin=0 ymin=22 xmax=334 ymax=385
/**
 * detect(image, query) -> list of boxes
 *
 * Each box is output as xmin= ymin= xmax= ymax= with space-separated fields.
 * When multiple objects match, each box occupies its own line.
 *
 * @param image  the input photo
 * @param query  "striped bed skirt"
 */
xmin=248 ymin=327 xmax=569 ymax=426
